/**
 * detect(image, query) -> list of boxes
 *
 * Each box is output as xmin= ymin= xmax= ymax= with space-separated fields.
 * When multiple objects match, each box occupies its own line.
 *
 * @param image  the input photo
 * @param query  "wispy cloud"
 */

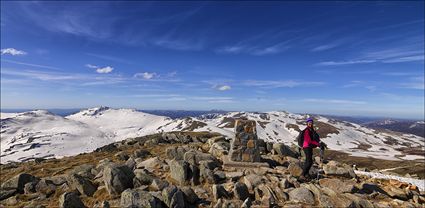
xmin=86 ymin=53 xmax=133 ymax=65
xmin=303 ymin=98 xmax=367 ymax=105
xmin=216 ymin=41 xmax=291 ymax=56
xmin=381 ymin=72 xmax=419 ymax=76
xmin=191 ymin=96 xmax=234 ymax=103
xmin=1 ymin=68 xmax=125 ymax=86
xmin=399 ymin=77 xmax=424 ymax=90
xmin=317 ymin=60 xmax=376 ymax=66
xmin=242 ymin=80 xmax=325 ymax=88
xmin=1 ymin=59 xmax=61 ymax=70
xmin=134 ymin=72 xmax=157 ymax=80
xmin=85 ymin=64 xmax=98 ymax=69
xmin=153 ymin=39 xmax=204 ymax=51
xmin=1 ymin=48 xmax=27 ymax=56
xmin=317 ymin=47 xmax=424 ymax=66
xmin=311 ymin=43 xmax=339 ymax=52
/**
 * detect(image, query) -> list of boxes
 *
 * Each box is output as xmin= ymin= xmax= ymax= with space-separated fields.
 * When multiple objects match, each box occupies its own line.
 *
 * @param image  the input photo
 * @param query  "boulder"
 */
xmin=114 ymin=151 xmax=130 ymax=161
xmin=241 ymin=197 xmax=252 ymax=208
xmin=0 ymin=189 xmax=17 ymax=200
xmin=209 ymin=141 xmax=230 ymax=158
xmin=183 ymin=150 xmax=217 ymax=166
xmin=233 ymin=182 xmax=249 ymax=200
xmin=163 ymin=185 xmax=186 ymax=208
xmin=166 ymin=146 xmax=191 ymax=160
xmin=103 ymin=164 xmax=135 ymax=195
xmin=213 ymin=184 xmax=230 ymax=200
xmin=244 ymin=174 xmax=263 ymax=191
xmin=24 ymin=181 xmax=37 ymax=194
xmin=59 ymin=192 xmax=86 ymax=208
xmin=181 ymin=186 xmax=199 ymax=204
xmin=255 ymin=184 xmax=278 ymax=207
xmin=169 ymin=160 xmax=190 ymax=185
xmin=125 ymin=157 xmax=136 ymax=170
xmin=162 ymin=185 xmax=185 ymax=208
xmin=35 ymin=179 xmax=57 ymax=197
xmin=272 ymin=143 xmax=298 ymax=158
xmin=189 ymin=164 xmax=200 ymax=186
xmin=93 ymin=200 xmax=110 ymax=208
xmin=67 ymin=173 xmax=97 ymax=197
xmin=214 ymin=170 xmax=227 ymax=183
xmin=323 ymin=161 xmax=356 ymax=178
xmin=288 ymin=162 xmax=303 ymax=177
xmin=150 ymin=179 xmax=169 ymax=191
xmin=120 ymin=189 xmax=162 ymax=208
xmin=320 ymin=187 xmax=357 ymax=207
xmin=133 ymin=171 xmax=153 ymax=188
xmin=288 ymin=187 xmax=315 ymax=205
xmin=199 ymin=165 xmax=216 ymax=184
xmin=69 ymin=164 xmax=96 ymax=180
xmin=343 ymin=193 xmax=374 ymax=208
xmin=226 ymin=171 xmax=244 ymax=182
xmin=319 ymin=178 xmax=356 ymax=193
xmin=199 ymin=159 xmax=221 ymax=170
xmin=1 ymin=173 xmax=38 ymax=193
xmin=279 ymin=178 xmax=293 ymax=189
xmin=383 ymin=186 xmax=409 ymax=200
xmin=134 ymin=149 xmax=150 ymax=158
xmin=136 ymin=156 xmax=164 ymax=171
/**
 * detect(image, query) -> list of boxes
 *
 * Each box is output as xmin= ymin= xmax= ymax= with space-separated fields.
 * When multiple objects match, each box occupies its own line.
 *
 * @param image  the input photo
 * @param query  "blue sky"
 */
xmin=1 ymin=1 xmax=424 ymax=119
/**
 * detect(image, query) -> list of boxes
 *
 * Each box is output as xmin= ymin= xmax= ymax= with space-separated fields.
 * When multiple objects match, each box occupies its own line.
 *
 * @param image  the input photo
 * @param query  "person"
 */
xmin=299 ymin=118 xmax=321 ymax=181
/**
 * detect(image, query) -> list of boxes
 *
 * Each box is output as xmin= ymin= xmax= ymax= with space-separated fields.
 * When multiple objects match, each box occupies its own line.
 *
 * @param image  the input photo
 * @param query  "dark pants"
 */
xmin=302 ymin=147 xmax=313 ymax=176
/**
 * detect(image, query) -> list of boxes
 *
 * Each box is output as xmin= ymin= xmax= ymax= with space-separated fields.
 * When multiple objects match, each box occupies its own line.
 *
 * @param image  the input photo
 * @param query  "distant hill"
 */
xmin=364 ymin=119 xmax=425 ymax=138
xmin=1 ymin=107 xmax=424 ymax=163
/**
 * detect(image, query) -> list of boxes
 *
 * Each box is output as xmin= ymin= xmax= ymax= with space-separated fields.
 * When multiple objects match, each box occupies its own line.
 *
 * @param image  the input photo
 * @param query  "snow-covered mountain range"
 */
xmin=1 ymin=107 xmax=424 ymax=163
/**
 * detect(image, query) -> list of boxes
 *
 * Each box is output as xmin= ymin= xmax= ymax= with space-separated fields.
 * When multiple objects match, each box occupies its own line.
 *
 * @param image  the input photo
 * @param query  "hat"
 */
xmin=306 ymin=118 xmax=314 ymax=123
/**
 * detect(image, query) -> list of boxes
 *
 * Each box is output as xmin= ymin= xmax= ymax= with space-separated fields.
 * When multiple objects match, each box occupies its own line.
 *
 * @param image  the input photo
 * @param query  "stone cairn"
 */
xmin=230 ymin=119 xmax=261 ymax=162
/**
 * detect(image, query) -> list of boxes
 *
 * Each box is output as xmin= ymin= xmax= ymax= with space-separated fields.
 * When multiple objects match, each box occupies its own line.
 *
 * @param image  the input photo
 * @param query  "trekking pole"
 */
xmin=317 ymin=142 xmax=327 ymax=180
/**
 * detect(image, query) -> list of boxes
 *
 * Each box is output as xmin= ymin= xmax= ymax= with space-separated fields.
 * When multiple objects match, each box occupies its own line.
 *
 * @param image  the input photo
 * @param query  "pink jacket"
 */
xmin=303 ymin=128 xmax=319 ymax=148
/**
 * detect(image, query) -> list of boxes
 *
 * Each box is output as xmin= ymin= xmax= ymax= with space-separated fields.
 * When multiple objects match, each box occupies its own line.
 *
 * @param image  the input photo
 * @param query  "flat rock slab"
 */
xmin=223 ymin=156 xmax=269 ymax=169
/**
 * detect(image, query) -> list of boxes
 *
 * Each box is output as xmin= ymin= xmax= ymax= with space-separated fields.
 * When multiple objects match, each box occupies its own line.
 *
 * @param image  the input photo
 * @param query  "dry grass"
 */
xmin=315 ymin=121 xmax=340 ymax=138
xmin=286 ymin=123 xmax=301 ymax=132
xmin=321 ymin=149 xmax=425 ymax=179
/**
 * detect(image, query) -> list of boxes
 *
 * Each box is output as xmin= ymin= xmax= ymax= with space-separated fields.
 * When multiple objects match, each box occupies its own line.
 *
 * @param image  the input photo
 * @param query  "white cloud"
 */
xmin=134 ymin=72 xmax=157 ymax=80
xmin=85 ymin=64 xmax=98 ymax=69
xmin=96 ymin=66 xmax=113 ymax=74
xmin=218 ymin=85 xmax=231 ymax=91
xmin=1 ymin=48 xmax=27 ymax=56
xmin=215 ymin=85 xmax=231 ymax=91
xmin=85 ymin=64 xmax=114 ymax=74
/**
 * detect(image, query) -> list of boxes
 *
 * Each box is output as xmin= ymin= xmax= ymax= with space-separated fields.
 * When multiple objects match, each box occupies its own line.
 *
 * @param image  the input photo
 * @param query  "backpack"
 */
xmin=296 ymin=129 xmax=306 ymax=147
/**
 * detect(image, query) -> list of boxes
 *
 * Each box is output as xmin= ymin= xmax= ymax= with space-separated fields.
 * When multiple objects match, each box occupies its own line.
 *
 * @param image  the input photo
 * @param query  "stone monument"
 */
xmin=230 ymin=119 xmax=261 ymax=162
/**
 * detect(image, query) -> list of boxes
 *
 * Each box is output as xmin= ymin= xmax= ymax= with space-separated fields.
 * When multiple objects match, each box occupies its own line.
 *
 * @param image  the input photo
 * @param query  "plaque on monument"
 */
xmin=230 ymin=119 xmax=261 ymax=162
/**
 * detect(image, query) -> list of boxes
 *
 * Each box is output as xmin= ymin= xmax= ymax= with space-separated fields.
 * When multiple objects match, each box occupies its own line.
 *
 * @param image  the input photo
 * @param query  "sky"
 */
xmin=1 ymin=1 xmax=424 ymax=119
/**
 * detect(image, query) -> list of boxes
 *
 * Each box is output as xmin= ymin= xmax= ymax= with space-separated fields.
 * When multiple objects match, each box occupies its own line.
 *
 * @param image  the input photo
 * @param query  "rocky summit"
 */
xmin=1 ymin=128 xmax=424 ymax=207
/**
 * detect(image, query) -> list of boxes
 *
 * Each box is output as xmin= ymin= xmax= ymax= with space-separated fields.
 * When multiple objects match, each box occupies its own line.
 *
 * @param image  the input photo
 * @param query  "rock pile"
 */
xmin=230 ymin=119 xmax=261 ymax=162
xmin=0 ymin=131 xmax=424 ymax=207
